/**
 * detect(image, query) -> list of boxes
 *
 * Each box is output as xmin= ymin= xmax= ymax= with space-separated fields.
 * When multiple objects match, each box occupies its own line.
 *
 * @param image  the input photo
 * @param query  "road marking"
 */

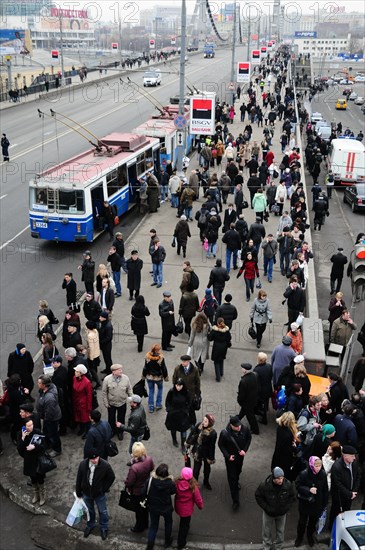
xmin=0 ymin=225 xmax=29 ymax=251
xmin=9 ymin=143 xmax=18 ymax=148
xmin=0 ymin=194 xmax=7 ymax=200
xmin=334 ymin=189 xmax=355 ymax=240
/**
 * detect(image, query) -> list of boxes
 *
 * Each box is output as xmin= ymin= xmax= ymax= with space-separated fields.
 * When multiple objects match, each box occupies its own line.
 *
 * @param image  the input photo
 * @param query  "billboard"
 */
xmin=251 ymin=50 xmax=260 ymax=64
xmin=149 ymin=39 xmax=155 ymax=50
xmin=294 ymin=31 xmax=317 ymax=38
xmin=190 ymin=96 xmax=215 ymax=135
xmin=261 ymin=46 xmax=267 ymax=58
xmin=0 ymin=29 xmax=32 ymax=55
xmin=237 ymin=62 xmax=251 ymax=83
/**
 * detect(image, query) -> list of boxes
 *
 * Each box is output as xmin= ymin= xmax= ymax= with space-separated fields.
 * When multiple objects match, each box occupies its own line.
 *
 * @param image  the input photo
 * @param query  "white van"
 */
xmin=328 ymin=138 xmax=365 ymax=185
xmin=143 ymin=71 xmax=161 ymax=87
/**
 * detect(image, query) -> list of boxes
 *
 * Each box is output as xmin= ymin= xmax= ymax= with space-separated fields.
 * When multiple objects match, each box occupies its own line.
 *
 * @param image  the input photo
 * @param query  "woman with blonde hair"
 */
xmin=253 ymin=352 xmax=273 ymax=424
xmin=96 ymin=263 xmax=112 ymax=294
xmin=38 ymin=299 xmax=58 ymax=326
xmin=188 ymin=313 xmax=210 ymax=375
xmin=37 ymin=315 xmax=55 ymax=343
xmin=293 ymin=362 xmax=311 ymax=406
xmin=142 ymin=344 xmax=169 ymax=413
xmin=271 ymin=411 xmax=301 ymax=480
xmin=124 ymin=442 xmax=154 ymax=533
xmin=85 ymin=321 xmax=101 ymax=387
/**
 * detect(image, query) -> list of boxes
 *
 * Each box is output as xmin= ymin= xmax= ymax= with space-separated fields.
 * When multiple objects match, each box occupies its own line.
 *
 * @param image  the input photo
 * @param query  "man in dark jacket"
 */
xmin=313 ymin=194 xmax=328 ymax=231
xmin=65 ymin=323 xmax=82 ymax=349
xmin=118 ymin=394 xmax=146 ymax=455
xmin=62 ymin=273 xmax=77 ymax=307
xmin=179 ymin=290 xmax=199 ymax=336
xmin=234 ymin=184 xmax=244 ymax=216
xmin=83 ymin=293 xmax=102 ymax=323
xmin=247 ymin=173 xmax=261 ymax=206
xmin=215 ymin=294 xmax=238 ymax=329
xmin=207 ymin=259 xmax=230 ymax=305
xmin=78 ymin=251 xmax=95 ymax=294
xmin=247 ymin=157 xmax=259 ymax=177
xmin=7 ymin=344 xmax=34 ymax=394
xmin=173 ymin=355 xmax=201 ymax=427
xmin=255 ymin=467 xmax=295 ymax=550
xmin=277 ymin=227 xmax=295 ymax=276
xmin=222 ymin=203 xmax=237 ymax=232
xmin=159 ymin=291 xmax=175 ymax=351
xmin=36 ymin=375 xmax=62 ymax=457
xmin=149 ymin=238 xmax=166 ymax=288
xmin=218 ymin=415 xmax=252 ymax=510
xmin=254 ymin=352 xmax=273 ymax=424
xmin=237 ymin=363 xmax=259 ymax=435
xmin=76 ymin=449 xmax=115 ymax=540
xmin=107 ymin=245 xmax=123 ymax=297
xmin=248 ymin=217 xmax=266 ymax=254
xmin=126 ymin=250 xmax=143 ymax=300
xmin=329 ymin=445 xmax=361 ymax=527
xmin=333 ymin=405 xmax=358 ymax=447
xmin=222 ymin=223 xmax=241 ymax=273
xmin=84 ymin=410 xmax=113 ymax=460
xmin=99 ymin=312 xmax=113 ymax=375
xmin=112 ymin=232 xmax=128 ymax=272
xmin=51 ymin=355 xmax=69 ymax=435
xmin=330 ymin=247 xmax=348 ymax=294
xmin=283 ymin=275 xmax=306 ymax=326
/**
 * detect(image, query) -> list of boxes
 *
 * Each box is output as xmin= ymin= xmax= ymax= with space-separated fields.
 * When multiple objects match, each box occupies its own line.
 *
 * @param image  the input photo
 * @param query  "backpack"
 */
xmin=189 ymin=271 xmax=200 ymax=290
xmin=203 ymin=297 xmax=217 ymax=318
xmin=198 ymin=211 xmax=207 ymax=226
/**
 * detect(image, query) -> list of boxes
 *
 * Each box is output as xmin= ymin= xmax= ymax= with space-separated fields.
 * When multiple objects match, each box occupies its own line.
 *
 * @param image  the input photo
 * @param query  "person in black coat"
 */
xmin=131 ymin=295 xmax=150 ymax=352
xmin=98 ymin=278 xmax=115 ymax=313
xmin=78 ymin=251 xmax=95 ymax=294
xmin=237 ymin=363 xmax=259 ymax=434
xmin=254 ymin=353 xmax=272 ymax=424
xmin=330 ymin=248 xmax=347 ymax=294
xmin=222 ymin=223 xmax=241 ymax=273
xmin=7 ymin=344 xmax=34 ymax=394
xmin=208 ymin=318 xmax=231 ymax=382
xmin=207 ymin=259 xmax=230 ymax=305
xmin=145 ymin=463 xmax=176 ymax=550
xmin=327 ymin=372 xmax=349 ymax=416
xmin=76 ymin=449 xmax=115 ymax=540
xmin=61 ymin=274 xmax=77 ymax=309
xmin=98 ymin=313 xmax=113 ymax=375
xmin=17 ymin=418 xmax=46 ymax=505
xmin=64 ymin=323 xmax=82 ymax=350
xmin=159 ymin=291 xmax=175 ymax=352
xmin=215 ymin=294 xmax=238 ymax=328
xmin=222 ymin=204 xmax=237 ymax=233
xmin=186 ymin=414 xmax=217 ymax=489
xmin=286 ymin=384 xmax=304 ymax=419
xmin=218 ymin=416 xmax=252 ymax=510
xmin=283 ymin=276 xmax=306 ymax=326
xmin=83 ymin=410 xmax=113 ymax=460
xmin=126 ymin=250 xmax=143 ymax=300
xmin=165 ymin=380 xmax=191 ymax=451
xmin=51 ymin=355 xmax=69 ymax=435
xmin=112 ymin=232 xmax=127 ymax=273
xmin=6 ymin=374 xmax=29 ymax=442
xmin=271 ymin=412 xmax=300 ymax=481
xmin=83 ymin=294 xmax=102 ymax=323
xmin=329 ymin=446 xmax=361 ymax=527
xmin=295 ymin=457 xmax=328 ymax=547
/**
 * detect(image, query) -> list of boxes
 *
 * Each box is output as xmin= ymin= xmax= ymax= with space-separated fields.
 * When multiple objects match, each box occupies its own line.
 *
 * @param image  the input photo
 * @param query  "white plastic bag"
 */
xmin=316 ymin=508 xmax=327 ymax=534
xmin=295 ymin=313 xmax=304 ymax=327
xmin=66 ymin=492 xmax=89 ymax=527
xmin=186 ymin=347 xmax=192 ymax=356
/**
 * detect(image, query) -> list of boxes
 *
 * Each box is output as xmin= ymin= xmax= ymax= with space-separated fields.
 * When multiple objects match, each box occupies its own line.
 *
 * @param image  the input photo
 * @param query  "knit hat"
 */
xmin=181 ymin=467 xmax=193 ymax=480
xmin=180 ymin=214 xmax=187 ymax=221
xmin=128 ymin=394 xmax=142 ymax=404
xmin=294 ymin=355 xmax=305 ymax=364
xmin=290 ymin=322 xmax=299 ymax=331
xmin=205 ymin=414 xmax=215 ymax=427
xmin=205 ymin=288 xmax=212 ymax=296
xmin=272 ymin=467 xmax=284 ymax=478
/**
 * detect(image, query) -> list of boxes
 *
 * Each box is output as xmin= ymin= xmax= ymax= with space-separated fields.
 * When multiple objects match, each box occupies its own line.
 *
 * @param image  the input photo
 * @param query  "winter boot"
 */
xmin=38 ymin=484 xmax=46 ymax=506
xmin=31 ymin=484 xmax=39 ymax=504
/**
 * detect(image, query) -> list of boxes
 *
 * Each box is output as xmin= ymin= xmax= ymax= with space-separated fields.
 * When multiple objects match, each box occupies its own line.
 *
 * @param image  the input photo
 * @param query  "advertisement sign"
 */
xmin=171 ymin=37 xmax=176 ymax=46
xmin=190 ymin=96 xmax=215 ymax=135
xmin=51 ymin=50 xmax=59 ymax=59
xmin=237 ymin=62 xmax=251 ymax=83
xmin=0 ymin=29 xmax=32 ymax=55
xmin=112 ymin=42 xmax=118 ymax=50
xmin=267 ymin=42 xmax=273 ymax=51
xmin=252 ymin=34 xmax=258 ymax=41
xmin=260 ymin=46 xmax=267 ymax=58
xmin=294 ymin=31 xmax=317 ymax=38
xmin=251 ymin=50 xmax=260 ymax=64
xmin=149 ymin=39 xmax=155 ymax=50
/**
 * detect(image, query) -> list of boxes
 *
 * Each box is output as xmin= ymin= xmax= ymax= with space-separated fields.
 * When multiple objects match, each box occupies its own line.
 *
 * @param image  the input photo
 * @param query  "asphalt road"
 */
xmin=0 ymin=46 xmax=246 ymax=370
xmin=0 ymin=490 xmax=37 ymax=550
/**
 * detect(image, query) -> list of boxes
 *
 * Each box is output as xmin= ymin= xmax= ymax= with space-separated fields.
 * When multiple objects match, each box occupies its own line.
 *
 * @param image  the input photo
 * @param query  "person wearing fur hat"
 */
xmin=174 ymin=467 xmax=204 ymax=550
xmin=255 ymin=467 xmax=295 ymax=550
xmin=174 ymin=215 xmax=191 ymax=258
xmin=208 ymin=317 xmax=232 ymax=382
xmin=237 ymin=363 xmax=260 ymax=434
xmin=185 ymin=414 xmax=217 ymax=489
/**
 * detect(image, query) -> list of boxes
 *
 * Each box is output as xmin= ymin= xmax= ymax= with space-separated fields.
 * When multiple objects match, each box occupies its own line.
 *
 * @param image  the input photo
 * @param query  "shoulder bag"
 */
xmin=37 ymin=452 xmax=57 ymax=475
xmin=143 ymin=425 xmax=151 ymax=441
xmin=119 ymin=489 xmax=140 ymax=512
xmin=95 ymin=425 xmax=119 ymax=458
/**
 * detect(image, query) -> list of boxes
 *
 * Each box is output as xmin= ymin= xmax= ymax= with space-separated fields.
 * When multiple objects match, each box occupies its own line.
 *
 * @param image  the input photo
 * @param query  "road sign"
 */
xmin=174 ymin=114 xmax=187 ymax=129
xmin=177 ymin=131 xmax=184 ymax=145
xmin=237 ymin=62 xmax=250 ymax=83
xmin=190 ymin=96 xmax=215 ymax=135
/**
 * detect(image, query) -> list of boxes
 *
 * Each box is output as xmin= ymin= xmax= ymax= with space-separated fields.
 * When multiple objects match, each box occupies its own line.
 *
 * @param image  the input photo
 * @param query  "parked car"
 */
xmin=310 ymin=112 xmax=323 ymax=124
xmin=339 ymin=79 xmax=350 ymax=85
xmin=343 ymin=183 xmax=365 ymax=212
xmin=330 ymin=510 xmax=365 ymax=550
xmin=354 ymin=75 xmax=365 ymax=82
xmin=354 ymin=96 xmax=365 ymax=105
xmin=342 ymin=87 xmax=353 ymax=96
xmin=317 ymin=126 xmax=332 ymax=142
xmin=336 ymin=99 xmax=347 ymax=110
xmin=361 ymin=105 xmax=365 ymax=115
xmin=349 ymin=92 xmax=358 ymax=101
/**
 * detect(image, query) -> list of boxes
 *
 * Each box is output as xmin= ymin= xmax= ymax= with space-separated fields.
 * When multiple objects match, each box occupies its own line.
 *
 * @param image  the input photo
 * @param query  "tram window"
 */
xmin=160 ymin=147 xmax=167 ymax=154
xmin=107 ymin=165 xmax=127 ymax=197
xmin=136 ymin=154 xmax=146 ymax=177
xmin=35 ymin=188 xmax=47 ymax=204
xmin=30 ymin=187 xmax=48 ymax=211
xmin=58 ymin=190 xmax=85 ymax=213
xmin=146 ymin=157 xmax=154 ymax=169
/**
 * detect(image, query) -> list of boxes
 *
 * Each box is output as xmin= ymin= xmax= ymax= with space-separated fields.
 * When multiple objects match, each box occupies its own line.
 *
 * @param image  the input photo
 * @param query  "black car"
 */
xmin=343 ymin=183 xmax=365 ymax=213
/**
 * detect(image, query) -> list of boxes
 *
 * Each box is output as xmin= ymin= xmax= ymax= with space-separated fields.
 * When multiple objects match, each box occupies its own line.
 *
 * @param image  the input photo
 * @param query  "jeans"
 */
xmin=147 ymin=379 xmax=163 ymax=411
xmin=225 ymin=248 xmax=238 ymax=273
xmin=279 ymin=252 xmax=291 ymax=274
xmin=43 ymin=419 xmax=61 ymax=453
xmin=112 ymin=269 xmax=121 ymax=295
xmin=171 ymin=193 xmax=179 ymax=208
xmin=152 ymin=263 xmax=163 ymax=286
xmin=206 ymin=243 xmax=217 ymax=258
xmin=83 ymin=493 xmax=109 ymax=531
xmin=214 ymin=359 xmax=224 ymax=381
xmin=147 ymin=510 xmax=173 ymax=547
xmin=160 ymin=185 xmax=168 ymax=201
xmin=107 ymin=404 xmax=126 ymax=435
xmin=263 ymin=256 xmax=274 ymax=281
xmin=128 ymin=433 xmax=144 ymax=455
xmin=262 ymin=511 xmax=286 ymax=550
xmin=184 ymin=206 xmax=193 ymax=220
xmin=245 ymin=278 xmax=255 ymax=300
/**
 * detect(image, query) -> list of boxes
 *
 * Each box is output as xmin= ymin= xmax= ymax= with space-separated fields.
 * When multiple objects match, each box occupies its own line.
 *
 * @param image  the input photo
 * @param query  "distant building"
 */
xmin=294 ymin=35 xmax=350 ymax=57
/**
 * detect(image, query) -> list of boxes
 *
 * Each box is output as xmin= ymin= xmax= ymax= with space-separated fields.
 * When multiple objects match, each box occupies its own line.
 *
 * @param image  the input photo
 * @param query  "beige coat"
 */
xmin=86 ymin=329 xmax=100 ymax=360
xmin=102 ymin=373 xmax=132 ymax=408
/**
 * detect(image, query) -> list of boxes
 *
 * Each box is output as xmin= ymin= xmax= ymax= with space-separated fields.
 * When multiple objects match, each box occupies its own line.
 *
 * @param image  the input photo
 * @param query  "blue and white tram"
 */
xmin=29 ymin=133 xmax=160 ymax=242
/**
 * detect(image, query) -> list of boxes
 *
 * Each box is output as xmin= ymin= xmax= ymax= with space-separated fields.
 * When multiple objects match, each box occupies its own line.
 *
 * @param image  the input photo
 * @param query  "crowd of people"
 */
xmin=1 ymin=45 xmax=364 ymax=550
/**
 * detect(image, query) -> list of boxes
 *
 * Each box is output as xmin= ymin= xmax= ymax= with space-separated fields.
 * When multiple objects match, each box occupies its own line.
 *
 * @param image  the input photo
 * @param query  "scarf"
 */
xmin=321 ymin=424 xmax=335 ymax=442
xmin=309 ymin=456 xmax=321 ymax=474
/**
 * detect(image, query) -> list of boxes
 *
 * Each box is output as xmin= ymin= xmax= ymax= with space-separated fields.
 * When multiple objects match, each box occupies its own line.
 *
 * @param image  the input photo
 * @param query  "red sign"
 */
xmin=149 ymin=39 xmax=155 ymax=49
xmin=238 ymin=63 xmax=250 ymax=75
xmin=267 ymin=42 xmax=273 ymax=47
xmin=261 ymin=47 xmax=267 ymax=53
xmin=51 ymin=50 xmax=59 ymax=59
xmin=190 ymin=96 xmax=215 ymax=135
xmin=112 ymin=43 xmax=118 ymax=50
xmin=252 ymin=34 xmax=258 ymax=40
xmin=50 ymin=8 xmax=88 ymax=18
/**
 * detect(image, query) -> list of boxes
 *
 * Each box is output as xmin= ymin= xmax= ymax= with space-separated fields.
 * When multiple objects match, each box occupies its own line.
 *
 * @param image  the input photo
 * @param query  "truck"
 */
xmin=328 ymin=138 xmax=365 ymax=185
xmin=203 ymin=44 xmax=215 ymax=58
xmin=143 ymin=70 xmax=161 ymax=87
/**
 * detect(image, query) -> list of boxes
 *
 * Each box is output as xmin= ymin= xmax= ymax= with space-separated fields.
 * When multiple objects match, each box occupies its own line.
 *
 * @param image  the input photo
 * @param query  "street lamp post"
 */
xmin=229 ymin=0 xmax=237 ymax=105
xmin=176 ymin=0 xmax=187 ymax=176
xmin=59 ymin=12 xmax=65 ymax=85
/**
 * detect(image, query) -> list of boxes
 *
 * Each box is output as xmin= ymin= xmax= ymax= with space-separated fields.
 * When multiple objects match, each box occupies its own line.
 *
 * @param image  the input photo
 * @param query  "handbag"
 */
xmin=271 ymin=204 xmax=280 ymax=213
xmin=37 ymin=452 xmax=57 ymax=475
xmin=114 ymin=215 xmax=119 ymax=226
xmin=119 ymin=489 xmax=140 ymax=512
xmin=133 ymin=379 xmax=148 ymax=398
xmin=175 ymin=315 xmax=184 ymax=334
xmin=106 ymin=440 xmax=119 ymax=457
xmin=171 ymin=236 xmax=176 ymax=248
xmin=248 ymin=323 xmax=257 ymax=340
xmin=256 ymin=278 xmax=262 ymax=289
xmin=242 ymin=200 xmax=249 ymax=209
xmin=192 ymin=394 xmax=202 ymax=411
xmin=143 ymin=425 xmax=151 ymax=441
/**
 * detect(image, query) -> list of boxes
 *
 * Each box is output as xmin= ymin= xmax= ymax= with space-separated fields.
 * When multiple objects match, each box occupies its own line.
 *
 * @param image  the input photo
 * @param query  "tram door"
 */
xmin=91 ymin=184 xmax=104 ymax=234
xmin=128 ymin=163 xmax=138 ymax=203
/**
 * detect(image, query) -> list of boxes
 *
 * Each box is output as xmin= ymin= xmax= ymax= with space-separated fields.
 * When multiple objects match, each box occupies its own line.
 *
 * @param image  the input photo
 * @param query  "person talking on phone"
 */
xmin=17 ymin=418 xmax=46 ymax=505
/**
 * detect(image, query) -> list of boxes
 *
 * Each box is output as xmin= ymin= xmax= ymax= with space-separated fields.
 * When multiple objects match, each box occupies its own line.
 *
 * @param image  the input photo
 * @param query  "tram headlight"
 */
xmin=77 ymin=223 xmax=81 ymax=233
xmin=61 ymin=218 xmax=69 ymax=224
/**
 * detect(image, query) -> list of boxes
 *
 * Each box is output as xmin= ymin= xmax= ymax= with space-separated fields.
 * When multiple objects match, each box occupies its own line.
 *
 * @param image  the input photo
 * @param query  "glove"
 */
xmin=269 ymin=319 xmax=272 ymax=324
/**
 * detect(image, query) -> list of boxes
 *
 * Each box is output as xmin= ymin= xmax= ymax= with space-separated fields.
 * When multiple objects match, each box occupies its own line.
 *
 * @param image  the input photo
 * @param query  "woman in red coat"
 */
xmin=266 ymin=150 xmax=274 ymax=168
xmin=72 ymin=365 xmax=92 ymax=437
xmin=237 ymin=252 xmax=259 ymax=302
xmin=174 ymin=467 xmax=203 ymax=550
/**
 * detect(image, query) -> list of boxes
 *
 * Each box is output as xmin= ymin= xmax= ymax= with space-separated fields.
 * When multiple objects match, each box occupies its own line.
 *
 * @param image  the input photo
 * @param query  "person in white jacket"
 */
xmin=168 ymin=174 xmax=181 ymax=209
xmin=274 ymin=182 xmax=287 ymax=216
xmin=321 ymin=441 xmax=342 ymax=489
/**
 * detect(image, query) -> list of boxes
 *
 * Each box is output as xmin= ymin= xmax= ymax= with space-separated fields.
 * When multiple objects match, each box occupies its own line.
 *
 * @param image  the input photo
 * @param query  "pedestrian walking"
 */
xmin=174 ymin=467 xmax=204 ymax=550
xmin=208 ymin=317 xmax=231 ymax=382
xmin=72 ymin=365 xmax=92 ymax=439
xmin=102 ymin=364 xmax=132 ymax=440
xmin=250 ymin=289 xmax=272 ymax=348
xmin=255 ymin=467 xmax=295 ymax=550
xmin=98 ymin=311 xmax=113 ymax=374
xmin=283 ymin=275 xmax=306 ymax=326
xmin=174 ymin=215 xmax=191 ymax=258
xmin=207 ymin=259 xmax=230 ymax=305
xmin=131 ymin=295 xmax=150 ymax=353
xmin=165 ymin=379 xmax=191 ymax=452
xmin=271 ymin=412 xmax=301 ymax=481
xmin=236 ymin=251 xmax=259 ymax=302
xmin=188 ymin=313 xmax=210 ymax=375
xmin=142 ymin=344 xmax=169 ymax=413
xmin=261 ymin=234 xmax=278 ymax=283
xmin=237 ymin=363 xmax=260 ymax=434
xmin=179 ymin=288 xmax=199 ymax=337
xmin=126 ymin=249 xmax=143 ymax=300
xmin=124 ymin=442 xmax=154 ymax=533
xmin=107 ymin=245 xmax=123 ymax=297
xmin=149 ymin=238 xmax=166 ymax=289
xmin=145 ymin=463 xmax=176 ymax=550
xmin=329 ymin=248 xmax=348 ymax=295
xmin=76 ymin=449 xmax=115 ymax=540
xmin=199 ymin=288 xmax=218 ymax=324
xmin=185 ymin=414 xmax=217 ymax=489
xmin=218 ymin=415 xmax=252 ymax=510
xmin=1 ymin=133 xmax=10 ymax=161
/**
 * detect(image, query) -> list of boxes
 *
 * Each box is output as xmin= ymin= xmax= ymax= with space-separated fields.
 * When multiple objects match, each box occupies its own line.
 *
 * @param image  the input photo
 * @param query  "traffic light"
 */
xmin=353 ymin=243 xmax=365 ymax=285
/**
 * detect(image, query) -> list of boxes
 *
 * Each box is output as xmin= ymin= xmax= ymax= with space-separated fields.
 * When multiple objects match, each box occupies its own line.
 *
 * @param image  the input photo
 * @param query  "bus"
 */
xmin=133 ymin=105 xmax=194 ymax=169
xmin=29 ymin=133 xmax=160 ymax=242
xmin=328 ymin=137 xmax=365 ymax=185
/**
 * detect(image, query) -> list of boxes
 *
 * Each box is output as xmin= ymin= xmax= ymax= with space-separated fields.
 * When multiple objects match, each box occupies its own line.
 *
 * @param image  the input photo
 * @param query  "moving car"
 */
xmin=343 ymin=183 xmax=365 ymax=212
xmin=349 ymin=92 xmax=358 ymax=101
xmin=354 ymin=75 xmax=365 ymax=82
xmin=143 ymin=71 xmax=161 ymax=87
xmin=343 ymin=87 xmax=353 ymax=96
xmin=336 ymin=99 xmax=347 ymax=110
xmin=339 ymin=79 xmax=350 ymax=84
xmin=317 ymin=126 xmax=332 ymax=142
xmin=310 ymin=112 xmax=323 ymax=124
xmin=354 ymin=96 xmax=364 ymax=105
xmin=331 ymin=510 xmax=365 ymax=549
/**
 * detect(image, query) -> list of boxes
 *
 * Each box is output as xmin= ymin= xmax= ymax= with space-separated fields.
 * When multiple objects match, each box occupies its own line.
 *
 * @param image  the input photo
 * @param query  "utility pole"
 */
xmin=176 ymin=0 xmax=187 ymax=176
xmin=247 ymin=6 xmax=251 ymax=65
xmin=59 ymin=12 xmax=65 ymax=85
xmin=118 ymin=15 xmax=123 ymax=64
xmin=229 ymin=0 xmax=237 ymax=105
xmin=257 ymin=18 xmax=260 ymax=50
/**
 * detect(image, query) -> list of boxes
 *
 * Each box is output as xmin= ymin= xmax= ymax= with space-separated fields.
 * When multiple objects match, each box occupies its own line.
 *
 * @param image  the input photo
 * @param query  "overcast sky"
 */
xmin=56 ymin=1 xmax=364 ymax=23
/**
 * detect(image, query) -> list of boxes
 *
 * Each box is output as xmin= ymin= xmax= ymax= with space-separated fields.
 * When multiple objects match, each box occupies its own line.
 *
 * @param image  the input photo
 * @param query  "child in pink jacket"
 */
xmin=174 ymin=467 xmax=204 ymax=550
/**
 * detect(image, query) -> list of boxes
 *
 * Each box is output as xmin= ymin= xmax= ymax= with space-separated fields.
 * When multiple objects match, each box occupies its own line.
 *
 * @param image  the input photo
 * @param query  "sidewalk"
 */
xmin=0 ymin=77 xmax=332 ymax=549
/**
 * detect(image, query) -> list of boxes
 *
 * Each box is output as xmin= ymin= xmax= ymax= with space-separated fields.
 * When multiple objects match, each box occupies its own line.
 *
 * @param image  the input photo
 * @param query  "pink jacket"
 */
xmin=174 ymin=479 xmax=204 ymax=517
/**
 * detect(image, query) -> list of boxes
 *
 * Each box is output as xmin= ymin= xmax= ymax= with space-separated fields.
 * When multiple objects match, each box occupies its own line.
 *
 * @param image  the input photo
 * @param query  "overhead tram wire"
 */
xmin=205 ymin=0 xmax=229 ymax=42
